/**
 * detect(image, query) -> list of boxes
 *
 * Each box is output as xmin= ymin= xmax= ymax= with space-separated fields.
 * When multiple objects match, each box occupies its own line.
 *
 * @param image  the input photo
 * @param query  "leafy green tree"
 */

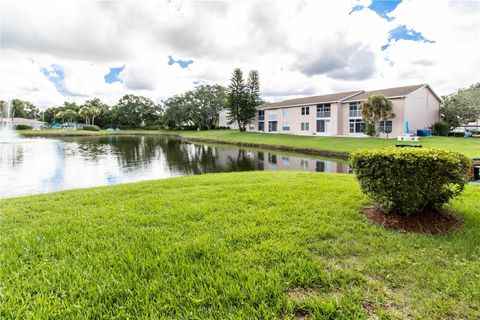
xmin=55 ymin=110 xmax=66 ymax=124
xmin=24 ymin=101 xmax=40 ymax=119
xmin=43 ymin=107 xmax=59 ymax=123
xmin=112 ymin=94 xmax=162 ymax=128
xmin=63 ymin=108 xmax=77 ymax=125
xmin=189 ymin=84 xmax=227 ymax=130
xmin=361 ymin=94 xmax=395 ymax=137
xmin=162 ymin=94 xmax=195 ymax=129
xmin=441 ymin=83 xmax=480 ymax=130
xmin=162 ymin=84 xmax=227 ymax=130
xmin=11 ymin=99 xmax=27 ymax=118
xmin=79 ymin=106 xmax=93 ymax=124
xmin=226 ymin=68 xmax=261 ymax=131
xmin=83 ymin=98 xmax=108 ymax=126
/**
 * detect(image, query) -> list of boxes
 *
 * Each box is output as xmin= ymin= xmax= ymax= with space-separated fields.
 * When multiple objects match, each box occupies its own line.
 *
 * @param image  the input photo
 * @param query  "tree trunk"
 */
xmin=237 ymin=119 xmax=243 ymax=131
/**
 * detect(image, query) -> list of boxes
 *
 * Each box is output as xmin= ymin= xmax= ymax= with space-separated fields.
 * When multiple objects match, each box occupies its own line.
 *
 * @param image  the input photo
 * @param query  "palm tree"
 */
xmin=79 ymin=106 xmax=93 ymax=125
xmin=63 ymin=109 xmax=77 ymax=127
xmin=90 ymin=107 xmax=100 ymax=125
xmin=55 ymin=111 xmax=66 ymax=124
xmin=362 ymin=94 xmax=395 ymax=137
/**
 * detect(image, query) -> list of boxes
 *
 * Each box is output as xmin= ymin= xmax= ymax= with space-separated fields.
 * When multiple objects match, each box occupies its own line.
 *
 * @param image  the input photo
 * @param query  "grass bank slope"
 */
xmin=19 ymin=129 xmax=480 ymax=158
xmin=1 ymin=172 xmax=479 ymax=319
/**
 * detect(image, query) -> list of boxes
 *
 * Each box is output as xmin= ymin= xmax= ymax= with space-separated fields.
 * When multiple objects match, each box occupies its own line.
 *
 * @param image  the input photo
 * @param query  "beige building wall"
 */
xmin=254 ymin=105 xmax=318 ymax=135
xmin=218 ymin=109 xmax=239 ymax=129
xmin=404 ymin=86 xmax=440 ymax=134
xmin=340 ymin=98 xmax=406 ymax=138
xmin=252 ymin=104 xmax=343 ymax=136
xmin=381 ymin=98 xmax=406 ymax=138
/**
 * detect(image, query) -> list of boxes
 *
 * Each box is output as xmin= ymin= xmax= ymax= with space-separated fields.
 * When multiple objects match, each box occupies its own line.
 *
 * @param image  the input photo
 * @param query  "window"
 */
xmin=268 ymin=111 xmax=277 ymax=121
xmin=349 ymin=119 xmax=364 ymax=133
xmin=316 ymin=119 xmax=330 ymax=133
xmin=258 ymin=110 xmax=265 ymax=121
xmin=258 ymin=152 xmax=264 ymax=161
xmin=268 ymin=153 xmax=277 ymax=164
xmin=316 ymin=104 xmax=331 ymax=118
xmin=301 ymin=122 xmax=310 ymax=131
xmin=301 ymin=106 xmax=310 ymax=115
xmin=379 ymin=120 xmax=393 ymax=133
xmin=300 ymin=159 xmax=309 ymax=169
xmin=349 ymin=102 xmax=362 ymax=117
xmin=268 ymin=121 xmax=278 ymax=132
xmin=248 ymin=123 xmax=255 ymax=130
xmin=282 ymin=122 xmax=290 ymax=131
xmin=258 ymin=121 xmax=265 ymax=132
xmin=282 ymin=156 xmax=290 ymax=166
xmin=316 ymin=161 xmax=325 ymax=172
xmin=268 ymin=153 xmax=277 ymax=169
xmin=283 ymin=108 xmax=290 ymax=117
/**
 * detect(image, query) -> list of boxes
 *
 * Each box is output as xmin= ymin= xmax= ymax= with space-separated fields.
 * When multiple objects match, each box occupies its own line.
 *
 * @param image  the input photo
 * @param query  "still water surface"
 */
xmin=0 ymin=135 xmax=349 ymax=198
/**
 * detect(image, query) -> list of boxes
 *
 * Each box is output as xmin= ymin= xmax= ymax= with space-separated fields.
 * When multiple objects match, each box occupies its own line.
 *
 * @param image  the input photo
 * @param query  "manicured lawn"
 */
xmin=19 ymin=129 xmax=480 ymax=158
xmin=1 ymin=172 xmax=479 ymax=319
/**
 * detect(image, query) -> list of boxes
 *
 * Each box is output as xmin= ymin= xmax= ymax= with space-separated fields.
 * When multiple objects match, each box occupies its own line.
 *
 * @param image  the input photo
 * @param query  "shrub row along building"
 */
xmin=219 ymin=84 xmax=441 ymax=138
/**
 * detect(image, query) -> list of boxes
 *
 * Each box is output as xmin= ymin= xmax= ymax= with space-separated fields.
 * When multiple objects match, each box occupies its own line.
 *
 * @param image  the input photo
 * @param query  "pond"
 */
xmin=0 ymin=135 xmax=350 ymax=198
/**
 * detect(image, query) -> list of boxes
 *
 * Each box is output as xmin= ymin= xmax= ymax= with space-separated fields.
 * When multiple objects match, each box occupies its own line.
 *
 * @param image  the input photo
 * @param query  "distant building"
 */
xmin=219 ymin=84 xmax=441 ymax=138
xmin=12 ymin=118 xmax=46 ymax=128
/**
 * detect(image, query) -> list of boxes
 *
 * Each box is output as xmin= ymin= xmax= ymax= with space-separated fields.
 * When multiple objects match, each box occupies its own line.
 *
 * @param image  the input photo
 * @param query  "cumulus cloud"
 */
xmin=0 ymin=0 xmax=478 ymax=108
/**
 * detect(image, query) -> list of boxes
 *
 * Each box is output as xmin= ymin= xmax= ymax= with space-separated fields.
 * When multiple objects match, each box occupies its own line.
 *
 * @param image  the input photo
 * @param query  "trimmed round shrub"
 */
xmin=433 ymin=121 xmax=449 ymax=136
xmin=15 ymin=124 xmax=33 ymax=130
xmin=83 ymin=125 xmax=100 ymax=131
xmin=350 ymin=148 xmax=471 ymax=215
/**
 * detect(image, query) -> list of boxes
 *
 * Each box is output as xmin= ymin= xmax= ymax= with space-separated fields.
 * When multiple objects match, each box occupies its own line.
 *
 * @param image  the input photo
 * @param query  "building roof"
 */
xmin=12 ymin=118 xmax=46 ymax=124
xmin=257 ymin=90 xmax=363 ymax=110
xmin=342 ymin=84 xmax=426 ymax=102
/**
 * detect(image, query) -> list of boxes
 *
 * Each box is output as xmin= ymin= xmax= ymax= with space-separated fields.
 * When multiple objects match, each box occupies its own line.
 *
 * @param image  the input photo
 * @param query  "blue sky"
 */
xmin=167 ymin=55 xmax=194 ymax=69
xmin=104 ymin=66 xmax=125 ymax=84
xmin=40 ymin=64 xmax=65 ymax=94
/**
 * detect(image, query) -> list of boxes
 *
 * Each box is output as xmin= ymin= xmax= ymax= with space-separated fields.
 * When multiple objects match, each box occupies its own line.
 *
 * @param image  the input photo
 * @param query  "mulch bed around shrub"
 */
xmin=365 ymin=205 xmax=464 ymax=234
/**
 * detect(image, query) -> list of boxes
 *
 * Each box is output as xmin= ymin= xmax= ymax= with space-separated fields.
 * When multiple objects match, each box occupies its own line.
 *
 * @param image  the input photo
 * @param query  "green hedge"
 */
xmin=350 ymin=147 xmax=471 ymax=215
xmin=83 ymin=125 xmax=100 ymax=131
xmin=433 ymin=121 xmax=449 ymax=136
xmin=15 ymin=124 xmax=33 ymax=130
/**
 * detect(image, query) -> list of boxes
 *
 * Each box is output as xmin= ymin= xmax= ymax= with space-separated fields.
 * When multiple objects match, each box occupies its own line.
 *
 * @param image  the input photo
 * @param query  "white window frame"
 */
xmin=301 ymin=159 xmax=309 ymax=169
xmin=301 ymin=122 xmax=310 ymax=131
xmin=379 ymin=120 xmax=393 ymax=133
xmin=301 ymin=106 xmax=310 ymax=116
xmin=268 ymin=110 xmax=277 ymax=121
xmin=258 ymin=110 xmax=265 ymax=121
xmin=316 ymin=104 xmax=331 ymax=118
xmin=282 ymin=108 xmax=290 ymax=117
xmin=349 ymin=102 xmax=362 ymax=118
xmin=349 ymin=118 xmax=363 ymax=134
xmin=282 ymin=122 xmax=290 ymax=132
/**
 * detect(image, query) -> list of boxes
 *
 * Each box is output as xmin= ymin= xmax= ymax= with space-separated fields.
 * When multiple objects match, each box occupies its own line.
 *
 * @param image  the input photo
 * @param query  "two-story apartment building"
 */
xmin=219 ymin=84 xmax=441 ymax=137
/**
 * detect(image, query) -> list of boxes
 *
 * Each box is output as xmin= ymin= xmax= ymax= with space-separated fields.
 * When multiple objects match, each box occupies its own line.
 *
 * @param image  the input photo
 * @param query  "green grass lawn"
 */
xmin=1 ymin=171 xmax=479 ymax=319
xmin=19 ymin=129 xmax=480 ymax=158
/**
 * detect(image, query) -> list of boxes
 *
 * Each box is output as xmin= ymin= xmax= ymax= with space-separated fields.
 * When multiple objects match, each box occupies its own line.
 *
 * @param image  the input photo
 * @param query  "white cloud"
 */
xmin=0 ymin=0 xmax=479 ymax=108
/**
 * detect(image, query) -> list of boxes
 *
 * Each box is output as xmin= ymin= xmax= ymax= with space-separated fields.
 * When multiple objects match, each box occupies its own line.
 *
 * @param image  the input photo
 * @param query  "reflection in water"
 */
xmin=0 ymin=135 xmax=350 ymax=198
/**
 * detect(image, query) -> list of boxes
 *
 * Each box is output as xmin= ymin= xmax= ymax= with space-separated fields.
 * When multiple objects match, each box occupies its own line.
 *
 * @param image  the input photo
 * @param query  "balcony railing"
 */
xmin=316 ymin=111 xmax=331 ymax=118
xmin=349 ymin=110 xmax=362 ymax=117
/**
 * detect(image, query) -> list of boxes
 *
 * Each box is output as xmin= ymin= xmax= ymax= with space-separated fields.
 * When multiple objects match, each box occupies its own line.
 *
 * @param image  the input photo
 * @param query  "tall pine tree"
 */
xmin=226 ymin=68 xmax=261 ymax=131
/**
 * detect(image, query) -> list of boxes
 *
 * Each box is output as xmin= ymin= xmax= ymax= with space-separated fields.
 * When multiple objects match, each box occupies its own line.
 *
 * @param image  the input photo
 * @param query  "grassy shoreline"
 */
xmin=1 ymin=171 xmax=479 ymax=318
xmin=18 ymin=129 xmax=480 ymax=159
